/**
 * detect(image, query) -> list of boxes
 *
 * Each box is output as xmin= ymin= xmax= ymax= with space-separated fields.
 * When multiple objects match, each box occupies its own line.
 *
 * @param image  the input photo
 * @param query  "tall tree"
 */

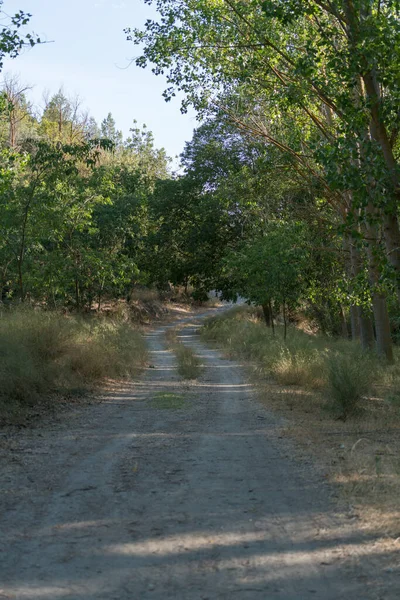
xmin=101 ymin=112 xmax=123 ymax=147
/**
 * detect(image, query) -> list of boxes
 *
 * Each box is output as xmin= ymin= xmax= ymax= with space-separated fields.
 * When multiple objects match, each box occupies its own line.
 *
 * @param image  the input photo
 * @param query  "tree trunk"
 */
xmin=350 ymin=305 xmax=360 ymax=340
xmin=371 ymin=293 xmax=393 ymax=361
xmin=364 ymin=209 xmax=393 ymax=361
xmin=269 ymin=300 xmax=275 ymax=336
xmin=282 ymin=302 xmax=287 ymax=340
xmin=75 ymin=277 xmax=80 ymax=311
xmin=362 ymin=73 xmax=400 ymax=301
xmin=383 ymin=212 xmax=400 ymax=304
xmin=9 ymin=114 xmax=16 ymax=149
xmin=261 ymin=302 xmax=271 ymax=327
xmin=358 ymin=308 xmax=375 ymax=351
xmin=18 ymin=258 xmax=24 ymax=302
xmin=339 ymin=305 xmax=349 ymax=339
xmin=349 ymin=239 xmax=375 ymax=350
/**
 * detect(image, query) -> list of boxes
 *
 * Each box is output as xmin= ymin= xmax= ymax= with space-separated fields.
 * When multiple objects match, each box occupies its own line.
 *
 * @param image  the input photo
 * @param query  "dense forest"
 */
xmin=1 ymin=0 xmax=400 ymax=363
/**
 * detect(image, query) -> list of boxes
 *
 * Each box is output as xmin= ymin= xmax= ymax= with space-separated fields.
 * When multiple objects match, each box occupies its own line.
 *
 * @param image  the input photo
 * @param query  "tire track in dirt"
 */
xmin=0 ymin=309 xmax=396 ymax=599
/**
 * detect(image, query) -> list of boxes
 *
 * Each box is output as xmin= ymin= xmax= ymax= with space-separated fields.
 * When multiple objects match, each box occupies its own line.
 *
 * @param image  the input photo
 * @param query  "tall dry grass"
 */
xmin=0 ymin=308 xmax=147 ymax=421
xmin=201 ymin=307 xmax=395 ymax=416
xmin=165 ymin=327 xmax=202 ymax=380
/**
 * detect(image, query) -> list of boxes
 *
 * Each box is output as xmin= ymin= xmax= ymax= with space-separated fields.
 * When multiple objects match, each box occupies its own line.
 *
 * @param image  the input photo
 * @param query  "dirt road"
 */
xmin=0 ymin=310 xmax=397 ymax=599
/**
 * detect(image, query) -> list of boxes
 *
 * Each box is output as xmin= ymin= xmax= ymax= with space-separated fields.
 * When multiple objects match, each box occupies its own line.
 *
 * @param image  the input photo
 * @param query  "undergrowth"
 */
xmin=201 ymin=306 xmax=392 ymax=418
xmin=0 ymin=308 xmax=148 ymax=422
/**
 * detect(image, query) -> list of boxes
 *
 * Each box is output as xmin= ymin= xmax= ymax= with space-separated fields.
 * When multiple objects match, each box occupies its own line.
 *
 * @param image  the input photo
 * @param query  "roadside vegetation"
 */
xmin=0 ymin=308 xmax=147 ymax=424
xmin=202 ymin=306 xmax=386 ymax=418
xmin=165 ymin=328 xmax=203 ymax=380
xmin=202 ymin=307 xmax=400 ymax=524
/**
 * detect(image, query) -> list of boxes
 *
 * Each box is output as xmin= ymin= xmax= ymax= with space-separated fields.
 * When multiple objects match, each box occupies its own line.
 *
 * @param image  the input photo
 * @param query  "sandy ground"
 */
xmin=0 ymin=309 xmax=398 ymax=599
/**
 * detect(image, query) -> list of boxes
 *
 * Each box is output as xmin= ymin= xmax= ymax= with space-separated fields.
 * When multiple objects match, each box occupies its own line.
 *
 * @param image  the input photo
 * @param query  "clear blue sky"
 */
xmin=1 ymin=0 xmax=197 ymax=159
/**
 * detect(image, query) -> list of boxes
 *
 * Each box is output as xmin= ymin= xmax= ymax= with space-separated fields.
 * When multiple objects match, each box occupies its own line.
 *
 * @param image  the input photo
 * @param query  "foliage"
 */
xmin=130 ymin=0 xmax=400 ymax=359
xmin=222 ymin=221 xmax=311 ymax=309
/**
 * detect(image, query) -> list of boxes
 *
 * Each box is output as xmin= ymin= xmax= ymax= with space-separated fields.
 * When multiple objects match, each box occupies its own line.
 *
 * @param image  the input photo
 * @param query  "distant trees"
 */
xmin=101 ymin=112 xmax=123 ymax=147
xmin=0 ymin=75 xmax=171 ymax=308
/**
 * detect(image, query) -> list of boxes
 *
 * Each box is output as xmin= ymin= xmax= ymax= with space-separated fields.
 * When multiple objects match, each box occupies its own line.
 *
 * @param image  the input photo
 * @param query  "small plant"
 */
xmin=150 ymin=392 xmax=187 ymax=409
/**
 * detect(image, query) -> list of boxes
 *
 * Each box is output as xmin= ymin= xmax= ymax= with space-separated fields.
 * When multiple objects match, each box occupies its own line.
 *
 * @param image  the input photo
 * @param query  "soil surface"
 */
xmin=0 ymin=308 xmax=398 ymax=599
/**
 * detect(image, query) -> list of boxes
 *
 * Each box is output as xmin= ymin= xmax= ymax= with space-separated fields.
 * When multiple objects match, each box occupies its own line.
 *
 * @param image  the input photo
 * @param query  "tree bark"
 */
xmin=269 ymin=300 xmax=275 ymax=336
xmin=261 ymin=302 xmax=271 ymax=327
xmin=349 ymin=238 xmax=375 ymax=349
xmin=75 ymin=277 xmax=80 ymax=311
xmin=350 ymin=305 xmax=360 ymax=340
xmin=358 ymin=307 xmax=375 ymax=351
xmin=371 ymin=293 xmax=393 ymax=361
xmin=364 ymin=210 xmax=393 ymax=361
xmin=383 ymin=212 xmax=400 ymax=304
xmin=339 ymin=304 xmax=349 ymax=339
xmin=282 ymin=302 xmax=287 ymax=340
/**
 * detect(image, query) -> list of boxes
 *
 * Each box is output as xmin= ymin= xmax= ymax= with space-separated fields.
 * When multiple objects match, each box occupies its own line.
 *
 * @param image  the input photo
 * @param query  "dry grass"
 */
xmin=0 ymin=308 xmax=148 ymax=423
xmin=165 ymin=328 xmax=202 ymax=380
xmin=201 ymin=307 xmax=400 ymax=532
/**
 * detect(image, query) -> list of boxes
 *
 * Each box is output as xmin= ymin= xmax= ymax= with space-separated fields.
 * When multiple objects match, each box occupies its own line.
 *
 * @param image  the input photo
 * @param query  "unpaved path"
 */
xmin=0 ymin=310 xmax=397 ymax=599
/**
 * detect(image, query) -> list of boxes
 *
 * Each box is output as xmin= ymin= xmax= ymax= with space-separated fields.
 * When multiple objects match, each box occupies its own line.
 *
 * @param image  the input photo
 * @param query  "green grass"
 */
xmin=0 ymin=307 xmax=148 ymax=422
xmin=165 ymin=328 xmax=203 ymax=380
xmin=201 ymin=307 xmax=391 ymax=418
xmin=149 ymin=392 xmax=187 ymax=409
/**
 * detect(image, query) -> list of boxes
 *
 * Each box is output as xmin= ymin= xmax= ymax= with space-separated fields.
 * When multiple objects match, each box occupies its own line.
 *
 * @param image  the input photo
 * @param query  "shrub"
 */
xmin=325 ymin=352 xmax=375 ymax=420
xmin=202 ymin=309 xmax=326 ymax=389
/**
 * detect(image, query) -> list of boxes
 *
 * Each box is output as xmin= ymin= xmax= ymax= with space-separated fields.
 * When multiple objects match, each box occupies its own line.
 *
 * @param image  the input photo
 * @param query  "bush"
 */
xmin=326 ymin=352 xmax=375 ymax=420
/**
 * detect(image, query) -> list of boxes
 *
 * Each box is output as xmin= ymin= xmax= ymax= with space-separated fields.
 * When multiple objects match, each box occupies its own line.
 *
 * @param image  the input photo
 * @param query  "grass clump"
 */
xmin=0 ymin=308 xmax=148 ymax=422
xmin=149 ymin=392 xmax=187 ymax=409
xmin=325 ymin=352 xmax=375 ymax=420
xmin=165 ymin=328 xmax=202 ymax=380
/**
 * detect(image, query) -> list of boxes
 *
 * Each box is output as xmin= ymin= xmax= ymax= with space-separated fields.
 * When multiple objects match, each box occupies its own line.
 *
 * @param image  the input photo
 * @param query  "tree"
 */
xmin=0 ymin=2 xmax=40 ymax=71
xmin=0 ymin=74 xmax=35 ymax=149
xmin=101 ymin=112 xmax=123 ymax=147
xmin=130 ymin=0 xmax=400 ymax=359
xmin=40 ymin=89 xmax=91 ymax=143
xmin=223 ymin=222 xmax=311 ymax=339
